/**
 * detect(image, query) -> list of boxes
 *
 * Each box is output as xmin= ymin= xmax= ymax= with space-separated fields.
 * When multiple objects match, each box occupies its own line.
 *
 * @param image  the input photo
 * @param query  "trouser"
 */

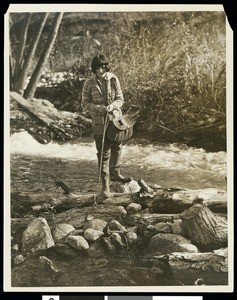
xmin=94 ymin=135 xmax=123 ymax=179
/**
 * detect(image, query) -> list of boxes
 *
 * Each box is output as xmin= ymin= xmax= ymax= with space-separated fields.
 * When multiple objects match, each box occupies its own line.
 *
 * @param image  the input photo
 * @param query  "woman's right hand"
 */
xmin=98 ymin=105 xmax=107 ymax=115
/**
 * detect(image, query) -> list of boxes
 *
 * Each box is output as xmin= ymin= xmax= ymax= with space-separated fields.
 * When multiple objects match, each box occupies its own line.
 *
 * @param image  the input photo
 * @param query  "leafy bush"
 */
xmin=52 ymin=12 xmax=226 ymax=130
xmin=16 ymin=11 xmax=226 ymax=149
xmin=103 ymin=12 xmax=226 ymax=133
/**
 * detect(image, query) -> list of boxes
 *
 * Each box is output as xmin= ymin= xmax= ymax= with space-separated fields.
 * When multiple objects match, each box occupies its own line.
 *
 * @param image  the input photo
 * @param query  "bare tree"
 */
xmin=12 ymin=13 xmax=32 ymax=89
xmin=24 ymin=12 xmax=64 ymax=100
xmin=15 ymin=13 xmax=49 ymax=94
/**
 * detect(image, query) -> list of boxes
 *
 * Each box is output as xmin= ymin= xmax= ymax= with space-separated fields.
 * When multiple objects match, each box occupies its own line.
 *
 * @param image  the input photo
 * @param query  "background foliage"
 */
xmin=10 ymin=11 xmax=226 ymax=151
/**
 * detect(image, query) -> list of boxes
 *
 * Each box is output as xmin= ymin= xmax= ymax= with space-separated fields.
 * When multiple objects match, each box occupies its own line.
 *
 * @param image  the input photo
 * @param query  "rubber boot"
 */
xmin=94 ymin=135 xmax=111 ymax=199
xmin=101 ymin=172 xmax=111 ymax=199
xmin=98 ymin=154 xmax=111 ymax=199
xmin=110 ymin=144 xmax=132 ymax=183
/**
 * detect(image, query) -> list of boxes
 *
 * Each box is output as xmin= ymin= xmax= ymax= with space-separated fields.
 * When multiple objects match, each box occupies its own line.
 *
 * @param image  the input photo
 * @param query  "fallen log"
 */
xmin=10 ymin=91 xmax=55 ymax=125
xmin=11 ymin=187 xmax=227 ymax=215
xmin=180 ymin=204 xmax=228 ymax=251
xmin=10 ymin=91 xmax=92 ymax=126
xmin=145 ymin=248 xmax=228 ymax=286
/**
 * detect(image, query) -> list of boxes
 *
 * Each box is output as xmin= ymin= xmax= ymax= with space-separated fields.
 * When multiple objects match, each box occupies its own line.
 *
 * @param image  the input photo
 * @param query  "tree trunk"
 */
xmin=15 ymin=13 xmax=49 ymax=93
xmin=180 ymin=203 xmax=228 ymax=251
xmin=24 ymin=12 xmax=63 ymax=100
xmin=11 ymin=189 xmax=227 ymax=215
xmin=12 ymin=13 xmax=32 ymax=91
xmin=146 ymin=249 xmax=228 ymax=285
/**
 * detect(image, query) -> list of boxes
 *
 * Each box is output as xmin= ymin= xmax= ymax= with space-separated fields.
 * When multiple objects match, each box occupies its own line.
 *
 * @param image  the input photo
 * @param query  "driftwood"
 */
xmin=10 ymin=91 xmax=92 ymax=143
xmin=144 ymin=248 xmax=228 ymax=285
xmin=10 ymin=91 xmax=56 ymax=125
xmin=54 ymin=178 xmax=74 ymax=195
xmin=11 ymin=187 xmax=227 ymax=215
xmin=10 ymin=91 xmax=91 ymax=125
xmin=180 ymin=204 xmax=228 ymax=251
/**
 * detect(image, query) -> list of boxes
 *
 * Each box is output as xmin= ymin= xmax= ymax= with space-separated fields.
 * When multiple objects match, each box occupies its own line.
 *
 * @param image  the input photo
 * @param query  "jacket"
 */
xmin=81 ymin=72 xmax=124 ymax=135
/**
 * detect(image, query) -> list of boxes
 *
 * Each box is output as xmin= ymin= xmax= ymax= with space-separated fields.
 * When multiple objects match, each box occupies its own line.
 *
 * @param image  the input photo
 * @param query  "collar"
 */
xmin=94 ymin=72 xmax=114 ymax=81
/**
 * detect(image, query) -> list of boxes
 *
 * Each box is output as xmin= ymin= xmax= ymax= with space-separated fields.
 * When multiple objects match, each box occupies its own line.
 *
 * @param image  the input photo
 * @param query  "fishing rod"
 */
xmin=98 ymin=111 xmax=109 ymax=183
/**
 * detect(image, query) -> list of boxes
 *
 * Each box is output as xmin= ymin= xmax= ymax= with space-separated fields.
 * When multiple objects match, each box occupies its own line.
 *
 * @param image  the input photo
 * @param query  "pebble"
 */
xmin=14 ymin=254 xmax=25 ymax=265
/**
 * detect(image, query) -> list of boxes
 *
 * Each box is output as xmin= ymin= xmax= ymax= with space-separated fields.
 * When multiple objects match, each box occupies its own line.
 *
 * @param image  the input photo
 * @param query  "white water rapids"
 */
xmin=10 ymin=131 xmax=227 ymax=178
xmin=10 ymin=131 xmax=227 ymax=188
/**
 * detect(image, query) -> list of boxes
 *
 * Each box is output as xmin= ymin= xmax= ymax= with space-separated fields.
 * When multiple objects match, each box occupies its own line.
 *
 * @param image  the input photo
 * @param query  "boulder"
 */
xmin=147 ymin=233 xmax=199 ymax=255
xmin=154 ymin=222 xmax=172 ymax=233
xmin=83 ymin=218 xmax=107 ymax=231
xmin=126 ymin=203 xmax=142 ymax=213
xmin=51 ymin=223 xmax=75 ymax=242
xmin=66 ymin=235 xmax=89 ymax=251
xmin=84 ymin=228 xmax=104 ymax=242
xmin=21 ymin=217 xmax=55 ymax=254
xmin=126 ymin=231 xmax=138 ymax=245
xmin=109 ymin=220 xmax=127 ymax=233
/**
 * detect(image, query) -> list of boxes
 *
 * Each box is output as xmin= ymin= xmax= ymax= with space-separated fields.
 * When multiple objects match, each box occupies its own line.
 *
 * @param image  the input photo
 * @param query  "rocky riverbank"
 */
xmin=11 ymin=175 xmax=228 ymax=287
xmin=8 ymin=90 xmax=229 ymax=288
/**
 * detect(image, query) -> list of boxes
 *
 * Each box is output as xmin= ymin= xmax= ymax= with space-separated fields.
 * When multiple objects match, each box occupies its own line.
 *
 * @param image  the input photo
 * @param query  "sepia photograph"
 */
xmin=4 ymin=4 xmax=233 ymax=293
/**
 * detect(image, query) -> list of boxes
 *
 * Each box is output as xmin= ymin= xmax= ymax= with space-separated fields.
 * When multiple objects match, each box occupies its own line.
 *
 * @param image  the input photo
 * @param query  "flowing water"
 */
xmin=10 ymin=131 xmax=227 ymax=191
xmin=9 ymin=131 xmax=228 ymax=288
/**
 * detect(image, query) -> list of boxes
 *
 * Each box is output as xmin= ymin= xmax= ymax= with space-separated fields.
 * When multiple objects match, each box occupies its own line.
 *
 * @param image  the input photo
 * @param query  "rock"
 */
xmin=21 ymin=217 xmax=55 ymax=254
xmin=86 ymin=214 xmax=94 ymax=221
xmin=147 ymin=225 xmax=155 ymax=231
xmin=123 ymin=180 xmax=141 ymax=193
xmin=147 ymin=233 xmax=199 ymax=255
xmin=127 ymin=226 xmax=138 ymax=233
xmin=154 ymin=222 xmax=172 ymax=233
xmin=12 ymin=244 xmax=19 ymax=253
xmin=84 ymin=228 xmax=104 ymax=242
xmin=13 ymin=254 xmax=25 ymax=265
xmin=31 ymin=205 xmax=42 ymax=211
xmin=38 ymin=256 xmax=65 ymax=282
xmin=179 ymin=243 xmax=200 ymax=253
xmin=110 ymin=232 xmax=126 ymax=248
xmin=152 ymin=184 xmax=162 ymax=190
xmin=126 ymin=203 xmax=142 ymax=213
xmin=51 ymin=223 xmax=75 ymax=242
xmin=66 ymin=235 xmax=89 ymax=251
xmin=83 ymin=218 xmax=107 ymax=231
xmin=109 ymin=220 xmax=127 ymax=233
xmin=126 ymin=231 xmax=138 ymax=245
xmin=38 ymin=256 xmax=60 ymax=273
xmin=171 ymin=192 xmax=183 ymax=200
xmin=115 ymin=206 xmax=127 ymax=215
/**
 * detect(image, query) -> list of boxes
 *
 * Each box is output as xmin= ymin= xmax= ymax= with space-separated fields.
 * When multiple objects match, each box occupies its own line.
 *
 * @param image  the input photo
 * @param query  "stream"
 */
xmin=10 ymin=131 xmax=227 ymax=192
xmin=9 ymin=131 xmax=228 ymax=288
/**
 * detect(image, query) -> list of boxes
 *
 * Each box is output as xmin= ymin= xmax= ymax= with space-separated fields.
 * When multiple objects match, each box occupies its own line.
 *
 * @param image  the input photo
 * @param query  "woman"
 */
xmin=81 ymin=54 xmax=131 ymax=198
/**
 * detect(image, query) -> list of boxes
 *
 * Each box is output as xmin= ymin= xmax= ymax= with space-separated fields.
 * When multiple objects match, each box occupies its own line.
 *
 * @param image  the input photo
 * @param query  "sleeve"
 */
xmin=81 ymin=79 xmax=105 ymax=113
xmin=110 ymin=76 xmax=124 ymax=110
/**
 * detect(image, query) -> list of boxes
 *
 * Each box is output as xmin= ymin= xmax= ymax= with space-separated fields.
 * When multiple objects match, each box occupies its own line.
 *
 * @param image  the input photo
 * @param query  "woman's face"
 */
xmin=95 ymin=65 xmax=107 ymax=78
